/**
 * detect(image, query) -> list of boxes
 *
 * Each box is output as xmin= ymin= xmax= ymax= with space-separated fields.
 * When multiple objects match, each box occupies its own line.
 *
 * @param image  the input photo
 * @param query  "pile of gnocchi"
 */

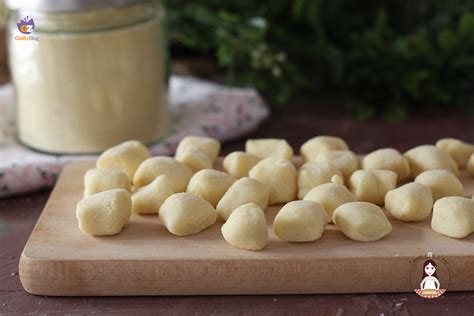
xmin=76 ymin=135 xmax=474 ymax=251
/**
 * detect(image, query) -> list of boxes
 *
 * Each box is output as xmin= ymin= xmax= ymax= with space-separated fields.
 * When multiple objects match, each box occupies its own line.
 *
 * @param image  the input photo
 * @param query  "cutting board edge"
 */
xmin=19 ymin=251 xmax=474 ymax=296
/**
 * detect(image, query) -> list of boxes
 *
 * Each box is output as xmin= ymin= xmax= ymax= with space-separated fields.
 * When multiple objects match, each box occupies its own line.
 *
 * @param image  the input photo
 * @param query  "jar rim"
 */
xmin=5 ymin=0 xmax=152 ymax=13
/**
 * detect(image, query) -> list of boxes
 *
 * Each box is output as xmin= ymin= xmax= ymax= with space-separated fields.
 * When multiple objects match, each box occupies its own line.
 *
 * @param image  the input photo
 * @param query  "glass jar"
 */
xmin=6 ymin=0 xmax=168 ymax=154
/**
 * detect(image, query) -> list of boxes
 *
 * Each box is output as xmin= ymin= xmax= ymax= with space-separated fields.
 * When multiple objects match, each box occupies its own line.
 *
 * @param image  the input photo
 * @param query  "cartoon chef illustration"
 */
xmin=415 ymin=259 xmax=446 ymax=298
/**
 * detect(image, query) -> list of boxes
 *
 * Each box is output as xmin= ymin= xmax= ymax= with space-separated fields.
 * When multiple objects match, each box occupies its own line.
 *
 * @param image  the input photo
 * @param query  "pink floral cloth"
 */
xmin=0 ymin=76 xmax=269 ymax=198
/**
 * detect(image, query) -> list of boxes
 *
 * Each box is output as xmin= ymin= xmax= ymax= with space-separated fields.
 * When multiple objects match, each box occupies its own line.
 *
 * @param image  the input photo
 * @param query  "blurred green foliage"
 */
xmin=167 ymin=0 xmax=474 ymax=119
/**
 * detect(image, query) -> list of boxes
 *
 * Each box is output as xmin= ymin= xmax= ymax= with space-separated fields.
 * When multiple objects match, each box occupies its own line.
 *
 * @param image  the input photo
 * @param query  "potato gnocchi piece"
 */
xmin=76 ymin=189 xmax=132 ymax=236
xmin=186 ymin=169 xmax=236 ymax=207
xmin=297 ymin=161 xmax=342 ymax=199
xmin=404 ymin=145 xmax=459 ymax=178
xmin=245 ymin=138 xmax=294 ymax=160
xmin=216 ymin=177 xmax=270 ymax=221
xmin=133 ymin=156 xmax=192 ymax=192
xmin=273 ymin=200 xmax=328 ymax=242
xmin=175 ymin=148 xmax=213 ymax=173
xmin=333 ymin=202 xmax=392 ymax=242
xmin=83 ymin=168 xmax=130 ymax=197
xmin=222 ymin=151 xmax=262 ymax=179
xmin=361 ymin=148 xmax=410 ymax=182
xmin=469 ymin=154 xmax=474 ymax=176
xmin=132 ymin=175 xmax=174 ymax=214
xmin=303 ymin=183 xmax=357 ymax=222
xmin=221 ymin=203 xmax=268 ymax=251
xmin=249 ymin=157 xmax=297 ymax=205
xmin=159 ymin=193 xmax=217 ymax=236
xmin=431 ymin=196 xmax=474 ymax=239
xmin=331 ymin=174 xmax=344 ymax=186
xmin=436 ymin=138 xmax=474 ymax=169
xmin=384 ymin=182 xmax=433 ymax=222
xmin=300 ymin=136 xmax=349 ymax=162
xmin=414 ymin=169 xmax=463 ymax=201
xmin=96 ymin=140 xmax=150 ymax=181
xmin=175 ymin=135 xmax=221 ymax=161
xmin=349 ymin=170 xmax=397 ymax=205
xmin=310 ymin=150 xmax=358 ymax=180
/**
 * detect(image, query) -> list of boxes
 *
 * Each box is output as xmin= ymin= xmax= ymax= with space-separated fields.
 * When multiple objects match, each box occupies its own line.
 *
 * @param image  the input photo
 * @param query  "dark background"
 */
xmin=167 ymin=0 xmax=474 ymax=121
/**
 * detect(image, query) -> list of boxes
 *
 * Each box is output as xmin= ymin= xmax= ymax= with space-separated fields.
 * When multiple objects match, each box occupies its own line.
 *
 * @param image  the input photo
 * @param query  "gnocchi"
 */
xmin=216 ymin=177 xmax=270 ymax=221
xmin=175 ymin=148 xmax=213 ymax=173
xmin=175 ymin=135 xmax=220 ymax=161
xmin=300 ymin=136 xmax=349 ymax=162
xmin=436 ymin=138 xmax=474 ymax=169
xmin=273 ymin=200 xmax=328 ymax=242
xmin=333 ymin=202 xmax=392 ymax=242
xmin=468 ymin=154 xmax=474 ymax=176
xmin=331 ymin=174 xmax=344 ymax=186
xmin=96 ymin=140 xmax=150 ymax=181
xmin=404 ymin=145 xmax=459 ymax=177
xmin=76 ymin=189 xmax=132 ymax=236
xmin=249 ymin=157 xmax=297 ymax=205
xmin=310 ymin=150 xmax=358 ymax=180
xmin=431 ymin=196 xmax=474 ymax=239
xmin=221 ymin=203 xmax=268 ymax=251
xmin=297 ymin=161 xmax=342 ymax=199
xmin=83 ymin=168 xmax=130 ymax=197
xmin=133 ymin=156 xmax=192 ymax=192
xmin=245 ymin=138 xmax=293 ymax=160
xmin=384 ymin=182 xmax=433 ymax=222
xmin=186 ymin=169 xmax=235 ymax=207
xmin=222 ymin=151 xmax=262 ymax=179
xmin=132 ymin=175 xmax=174 ymax=214
xmin=348 ymin=170 xmax=397 ymax=205
xmin=303 ymin=183 xmax=357 ymax=222
xmin=361 ymin=148 xmax=410 ymax=182
xmin=159 ymin=193 xmax=217 ymax=236
xmin=414 ymin=169 xmax=463 ymax=201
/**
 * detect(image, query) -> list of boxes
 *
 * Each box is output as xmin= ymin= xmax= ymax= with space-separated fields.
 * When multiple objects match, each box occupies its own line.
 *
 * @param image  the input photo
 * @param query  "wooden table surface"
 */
xmin=1 ymin=102 xmax=474 ymax=315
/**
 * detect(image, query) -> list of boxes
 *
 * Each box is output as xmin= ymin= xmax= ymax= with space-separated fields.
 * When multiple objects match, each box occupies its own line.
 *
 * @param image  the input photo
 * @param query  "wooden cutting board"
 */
xmin=19 ymin=160 xmax=474 ymax=296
